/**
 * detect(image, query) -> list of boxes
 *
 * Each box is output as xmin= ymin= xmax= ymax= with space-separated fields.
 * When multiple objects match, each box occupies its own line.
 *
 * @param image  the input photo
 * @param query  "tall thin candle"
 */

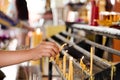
xmin=90 ymin=46 xmax=94 ymax=80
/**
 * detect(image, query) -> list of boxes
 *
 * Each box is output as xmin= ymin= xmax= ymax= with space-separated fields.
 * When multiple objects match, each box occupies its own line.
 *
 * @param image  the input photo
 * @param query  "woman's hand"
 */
xmin=30 ymin=41 xmax=60 ymax=60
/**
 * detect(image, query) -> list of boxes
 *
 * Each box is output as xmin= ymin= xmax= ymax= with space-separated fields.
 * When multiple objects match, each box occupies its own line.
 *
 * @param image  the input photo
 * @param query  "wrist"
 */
xmin=28 ymin=48 xmax=41 ymax=61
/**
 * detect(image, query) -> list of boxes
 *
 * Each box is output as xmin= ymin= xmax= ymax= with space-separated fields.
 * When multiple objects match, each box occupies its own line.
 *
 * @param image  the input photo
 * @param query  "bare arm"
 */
xmin=0 ymin=42 xmax=59 ymax=67
xmin=0 ymin=49 xmax=32 ymax=67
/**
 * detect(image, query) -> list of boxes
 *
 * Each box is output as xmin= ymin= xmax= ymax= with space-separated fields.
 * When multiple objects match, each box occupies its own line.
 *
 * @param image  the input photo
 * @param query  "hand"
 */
xmin=30 ymin=42 xmax=60 ymax=60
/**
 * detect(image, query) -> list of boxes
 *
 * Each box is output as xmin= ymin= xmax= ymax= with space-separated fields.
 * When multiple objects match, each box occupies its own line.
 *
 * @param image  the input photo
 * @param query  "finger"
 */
xmin=39 ymin=42 xmax=59 ymax=55
xmin=45 ymin=46 xmax=59 ymax=55
xmin=40 ymin=48 xmax=56 ymax=57
xmin=42 ymin=42 xmax=60 ymax=51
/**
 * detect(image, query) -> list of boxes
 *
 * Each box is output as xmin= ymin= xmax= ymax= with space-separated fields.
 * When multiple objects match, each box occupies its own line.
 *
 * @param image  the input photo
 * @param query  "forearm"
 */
xmin=0 ymin=50 xmax=33 ymax=67
xmin=0 ymin=42 xmax=60 ymax=67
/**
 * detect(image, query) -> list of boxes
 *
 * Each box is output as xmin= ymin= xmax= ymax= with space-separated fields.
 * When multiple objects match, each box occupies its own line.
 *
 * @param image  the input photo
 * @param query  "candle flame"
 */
xmin=81 ymin=56 xmax=84 ymax=61
xmin=36 ymin=28 xmax=41 ymax=34
xmin=70 ymin=57 xmax=73 ymax=60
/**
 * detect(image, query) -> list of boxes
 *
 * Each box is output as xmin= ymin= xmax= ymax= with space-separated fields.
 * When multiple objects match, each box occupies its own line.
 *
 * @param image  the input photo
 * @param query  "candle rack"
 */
xmin=47 ymin=24 xmax=120 ymax=80
xmin=48 ymin=38 xmax=90 ymax=80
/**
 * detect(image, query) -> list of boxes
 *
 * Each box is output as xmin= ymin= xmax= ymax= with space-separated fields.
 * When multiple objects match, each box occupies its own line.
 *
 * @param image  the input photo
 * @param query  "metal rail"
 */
xmin=62 ymin=31 xmax=120 ymax=56
xmin=72 ymin=24 xmax=120 ymax=39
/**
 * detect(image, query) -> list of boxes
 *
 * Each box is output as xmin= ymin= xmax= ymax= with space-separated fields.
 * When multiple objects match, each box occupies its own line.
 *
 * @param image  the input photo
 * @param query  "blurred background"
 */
xmin=0 ymin=0 xmax=120 ymax=80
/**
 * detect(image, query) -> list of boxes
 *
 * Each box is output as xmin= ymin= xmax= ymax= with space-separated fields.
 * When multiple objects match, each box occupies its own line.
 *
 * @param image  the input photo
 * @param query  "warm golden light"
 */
xmin=36 ymin=28 xmax=41 ymax=35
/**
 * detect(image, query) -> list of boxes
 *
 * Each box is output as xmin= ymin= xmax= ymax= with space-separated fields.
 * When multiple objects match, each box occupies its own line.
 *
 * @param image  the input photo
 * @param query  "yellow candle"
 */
xmin=60 ymin=43 xmax=67 ymax=50
xmin=59 ymin=60 xmax=62 ymax=70
xmin=31 ymin=28 xmax=42 ymax=47
xmin=80 ymin=56 xmax=86 ymax=70
xmin=116 ymin=14 xmax=120 ymax=22
xmin=90 ymin=47 xmax=94 ymax=80
xmin=36 ymin=28 xmax=42 ymax=45
xmin=113 ymin=14 xmax=117 ymax=22
xmin=69 ymin=57 xmax=73 ymax=80
xmin=80 ymin=56 xmax=84 ymax=65
xmin=63 ymin=53 xmax=66 ymax=76
xmin=30 ymin=28 xmax=43 ymax=65
xmin=51 ymin=43 xmax=67 ymax=63
xmin=80 ymin=55 xmax=87 ymax=78
xmin=118 ymin=14 xmax=120 ymax=21
xmin=109 ymin=14 xmax=113 ymax=22
xmin=66 ymin=73 xmax=69 ymax=80
xmin=55 ymin=54 xmax=59 ymax=65
xmin=80 ymin=56 xmax=85 ymax=80
xmin=71 ymin=62 xmax=73 ymax=80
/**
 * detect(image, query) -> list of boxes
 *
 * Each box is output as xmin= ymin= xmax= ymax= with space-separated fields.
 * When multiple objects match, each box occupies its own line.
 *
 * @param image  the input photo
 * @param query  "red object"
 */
xmin=90 ymin=0 xmax=99 ymax=26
